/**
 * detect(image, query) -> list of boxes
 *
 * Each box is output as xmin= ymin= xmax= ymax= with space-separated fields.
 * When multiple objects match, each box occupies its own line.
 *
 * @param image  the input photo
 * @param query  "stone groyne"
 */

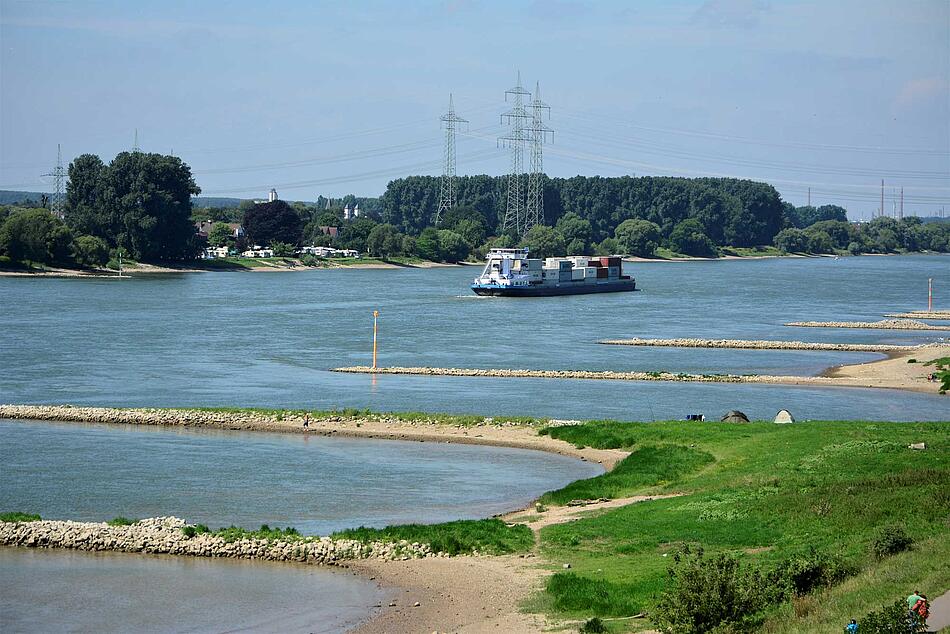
xmin=0 ymin=517 xmax=437 ymax=563
xmin=785 ymin=319 xmax=950 ymax=331
xmin=884 ymin=311 xmax=950 ymax=320
xmin=598 ymin=338 xmax=917 ymax=353
xmin=334 ymin=365 xmax=761 ymax=384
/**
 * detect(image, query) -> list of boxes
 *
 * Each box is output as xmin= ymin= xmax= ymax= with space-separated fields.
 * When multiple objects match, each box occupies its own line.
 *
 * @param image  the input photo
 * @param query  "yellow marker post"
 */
xmin=372 ymin=310 xmax=379 ymax=369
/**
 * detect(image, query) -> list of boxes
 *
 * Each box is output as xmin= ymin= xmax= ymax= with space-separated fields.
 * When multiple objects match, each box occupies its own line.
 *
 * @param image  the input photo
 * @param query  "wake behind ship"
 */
xmin=471 ymin=248 xmax=636 ymax=297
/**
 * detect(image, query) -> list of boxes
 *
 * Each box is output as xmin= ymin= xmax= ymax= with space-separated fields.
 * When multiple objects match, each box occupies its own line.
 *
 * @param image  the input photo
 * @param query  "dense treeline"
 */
xmin=774 ymin=216 xmax=950 ymax=255
xmin=380 ymin=175 xmax=786 ymax=247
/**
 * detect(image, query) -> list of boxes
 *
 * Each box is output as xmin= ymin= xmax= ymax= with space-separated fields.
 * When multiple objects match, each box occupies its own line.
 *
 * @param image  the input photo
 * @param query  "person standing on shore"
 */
xmin=303 ymin=413 xmax=310 ymax=430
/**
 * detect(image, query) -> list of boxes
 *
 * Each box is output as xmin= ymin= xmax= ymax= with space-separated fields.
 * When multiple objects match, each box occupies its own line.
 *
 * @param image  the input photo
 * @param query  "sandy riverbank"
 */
xmin=334 ymin=342 xmax=950 ymax=394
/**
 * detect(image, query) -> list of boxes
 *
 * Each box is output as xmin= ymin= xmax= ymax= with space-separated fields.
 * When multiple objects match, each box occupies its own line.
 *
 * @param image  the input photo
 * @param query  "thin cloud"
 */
xmin=691 ymin=0 xmax=771 ymax=29
xmin=895 ymin=77 xmax=949 ymax=108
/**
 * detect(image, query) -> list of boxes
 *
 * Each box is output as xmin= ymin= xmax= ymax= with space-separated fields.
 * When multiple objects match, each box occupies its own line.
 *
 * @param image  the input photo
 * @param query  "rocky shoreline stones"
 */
xmin=598 ymin=338 xmax=917 ymax=352
xmin=785 ymin=319 xmax=950 ymax=331
xmin=334 ymin=365 xmax=759 ymax=383
xmin=0 ymin=517 xmax=438 ymax=564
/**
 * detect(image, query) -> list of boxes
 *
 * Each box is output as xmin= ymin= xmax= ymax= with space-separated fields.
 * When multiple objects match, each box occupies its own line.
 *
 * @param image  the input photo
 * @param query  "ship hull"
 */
xmin=471 ymin=279 xmax=637 ymax=297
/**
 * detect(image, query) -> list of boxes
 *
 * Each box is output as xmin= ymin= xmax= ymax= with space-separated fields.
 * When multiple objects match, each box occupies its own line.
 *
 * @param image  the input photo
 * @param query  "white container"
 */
xmin=572 ymin=270 xmax=585 ymax=280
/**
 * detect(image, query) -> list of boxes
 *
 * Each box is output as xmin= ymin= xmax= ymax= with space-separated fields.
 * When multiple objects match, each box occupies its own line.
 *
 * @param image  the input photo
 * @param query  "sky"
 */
xmin=1 ymin=0 xmax=947 ymax=219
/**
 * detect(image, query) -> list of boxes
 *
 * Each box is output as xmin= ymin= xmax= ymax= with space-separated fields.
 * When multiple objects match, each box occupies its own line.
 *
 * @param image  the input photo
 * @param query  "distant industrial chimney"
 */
xmin=268 ymin=188 xmax=278 ymax=202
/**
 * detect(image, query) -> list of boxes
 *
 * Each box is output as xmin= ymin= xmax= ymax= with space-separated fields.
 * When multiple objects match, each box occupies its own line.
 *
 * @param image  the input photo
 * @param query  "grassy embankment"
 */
xmin=527 ymin=420 xmax=949 ymax=631
xmin=201 ymin=255 xmax=433 ymax=270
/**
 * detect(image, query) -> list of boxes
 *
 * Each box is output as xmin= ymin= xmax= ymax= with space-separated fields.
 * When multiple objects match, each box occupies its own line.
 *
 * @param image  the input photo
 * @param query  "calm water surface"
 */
xmin=1 ymin=254 xmax=947 ymax=420
xmin=0 ymin=547 xmax=382 ymax=633
xmin=0 ymin=418 xmax=603 ymax=533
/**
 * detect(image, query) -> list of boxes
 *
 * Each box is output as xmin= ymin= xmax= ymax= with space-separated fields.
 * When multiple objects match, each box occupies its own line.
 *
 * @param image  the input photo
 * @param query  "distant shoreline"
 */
xmin=0 ymin=259 xmax=477 ymax=277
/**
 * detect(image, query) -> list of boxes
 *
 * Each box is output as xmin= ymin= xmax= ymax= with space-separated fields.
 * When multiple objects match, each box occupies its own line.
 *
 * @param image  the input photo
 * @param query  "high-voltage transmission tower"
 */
xmin=132 ymin=129 xmax=141 ymax=153
xmin=499 ymin=73 xmax=533 ymax=236
xmin=43 ymin=144 xmax=66 ymax=219
xmin=435 ymin=94 xmax=467 ymax=225
xmin=525 ymin=81 xmax=552 ymax=234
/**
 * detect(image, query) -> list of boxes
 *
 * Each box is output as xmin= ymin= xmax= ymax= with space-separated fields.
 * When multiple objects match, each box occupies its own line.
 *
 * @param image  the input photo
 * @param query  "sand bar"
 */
xmin=785 ymin=319 xmax=950 ymax=331
xmin=599 ymin=338 xmax=918 ymax=352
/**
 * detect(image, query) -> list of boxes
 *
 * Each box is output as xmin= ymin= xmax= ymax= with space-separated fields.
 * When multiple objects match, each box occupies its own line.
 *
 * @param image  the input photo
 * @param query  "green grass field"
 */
xmin=532 ymin=419 xmax=949 ymax=631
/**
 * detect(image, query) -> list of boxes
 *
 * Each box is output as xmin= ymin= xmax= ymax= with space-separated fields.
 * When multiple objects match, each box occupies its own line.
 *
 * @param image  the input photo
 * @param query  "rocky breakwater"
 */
xmin=333 ymin=365 xmax=754 ymax=384
xmin=598 ymin=338 xmax=918 ymax=352
xmin=0 ymin=405 xmax=291 ymax=430
xmin=0 ymin=517 xmax=437 ymax=564
xmin=785 ymin=319 xmax=950 ymax=331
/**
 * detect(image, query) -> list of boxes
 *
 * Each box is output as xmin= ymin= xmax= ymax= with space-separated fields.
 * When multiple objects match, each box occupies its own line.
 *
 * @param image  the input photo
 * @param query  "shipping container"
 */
xmin=572 ymin=257 xmax=589 ymax=268
xmin=596 ymin=268 xmax=609 ymax=279
xmin=585 ymin=267 xmax=598 ymax=278
xmin=605 ymin=257 xmax=622 ymax=267
xmin=607 ymin=266 xmax=620 ymax=277
xmin=571 ymin=270 xmax=585 ymax=280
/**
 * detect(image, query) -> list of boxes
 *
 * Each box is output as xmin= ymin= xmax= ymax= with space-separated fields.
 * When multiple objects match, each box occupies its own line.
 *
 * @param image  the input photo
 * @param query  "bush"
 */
xmin=579 ymin=616 xmax=608 ymax=633
xmin=107 ymin=517 xmax=137 ymax=526
xmin=181 ymin=523 xmax=211 ymax=538
xmin=0 ymin=512 xmax=41 ymax=522
xmin=73 ymin=235 xmax=110 ymax=267
xmin=860 ymin=599 xmax=926 ymax=633
xmin=871 ymin=525 xmax=914 ymax=559
xmin=652 ymin=546 xmax=778 ymax=633
xmin=773 ymin=228 xmax=809 ymax=253
xmin=669 ymin=219 xmax=717 ymax=257
xmin=770 ymin=547 xmax=853 ymax=595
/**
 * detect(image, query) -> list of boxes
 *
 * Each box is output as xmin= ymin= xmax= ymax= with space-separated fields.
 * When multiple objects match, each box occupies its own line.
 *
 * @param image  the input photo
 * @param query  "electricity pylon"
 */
xmin=43 ymin=144 xmax=66 ymax=219
xmin=499 ymin=72 xmax=532 ymax=236
xmin=435 ymin=94 xmax=467 ymax=225
xmin=525 ymin=81 xmax=552 ymax=234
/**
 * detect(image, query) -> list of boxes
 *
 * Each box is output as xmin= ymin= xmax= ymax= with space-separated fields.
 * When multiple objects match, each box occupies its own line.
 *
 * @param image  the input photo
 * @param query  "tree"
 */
xmin=0 ymin=209 xmax=74 ymax=264
xmin=64 ymin=151 xmax=200 ymax=261
xmin=555 ymin=212 xmax=592 ymax=253
xmin=208 ymin=222 xmax=235 ymax=247
xmin=440 ymin=205 xmax=488 ymax=246
xmin=366 ymin=224 xmax=404 ymax=258
xmin=614 ymin=219 xmax=661 ymax=257
xmin=437 ymin=229 xmax=469 ymax=263
xmin=807 ymin=230 xmax=835 ymax=254
xmin=337 ymin=217 xmax=378 ymax=252
xmin=416 ymin=227 xmax=441 ymax=261
xmin=73 ymin=235 xmax=110 ymax=267
xmin=269 ymin=241 xmax=296 ymax=257
xmin=242 ymin=200 xmax=303 ymax=247
xmin=520 ymin=224 xmax=565 ymax=259
xmin=594 ymin=237 xmax=620 ymax=256
xmin=773 ymin=228 xmax=809 ymax=253
xmin=669 ymin=219 xmax=717 ymax=256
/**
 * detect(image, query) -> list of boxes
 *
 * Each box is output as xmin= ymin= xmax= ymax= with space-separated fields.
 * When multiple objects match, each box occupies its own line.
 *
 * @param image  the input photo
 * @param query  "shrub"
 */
xmin=580 ymin=616 xmax=608 ymax=633
xmin=73 ymin=235 xmax=110 ymax=267
xmin=860 ymin=599 xmax=926 ymax=633
xmin=0 ymin=512 xmax=41 ymax=522
xmin=652 ymin=546 xmax=778 ymax=633
xmin=871 ymin=525 xmax=914 ymax=559
xmin=333 ymin=518 xmax=532 ymax=556
xmin=107 ymin=517 xmax=137 ymax=526
xmin=906 ymin=358 xmax=917 ymax=364
xmin=770 ymin=547 xmax=853 ymax=596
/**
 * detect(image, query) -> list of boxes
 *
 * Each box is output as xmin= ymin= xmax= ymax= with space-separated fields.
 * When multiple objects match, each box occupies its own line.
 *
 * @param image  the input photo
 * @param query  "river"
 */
xmin=1 ymin=254 xmax=947 ymax=420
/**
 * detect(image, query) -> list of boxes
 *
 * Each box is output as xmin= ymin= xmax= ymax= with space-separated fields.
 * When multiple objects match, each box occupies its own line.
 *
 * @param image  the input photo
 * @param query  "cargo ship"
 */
xmin=471 ymin=248 xmax=636 ymax=297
